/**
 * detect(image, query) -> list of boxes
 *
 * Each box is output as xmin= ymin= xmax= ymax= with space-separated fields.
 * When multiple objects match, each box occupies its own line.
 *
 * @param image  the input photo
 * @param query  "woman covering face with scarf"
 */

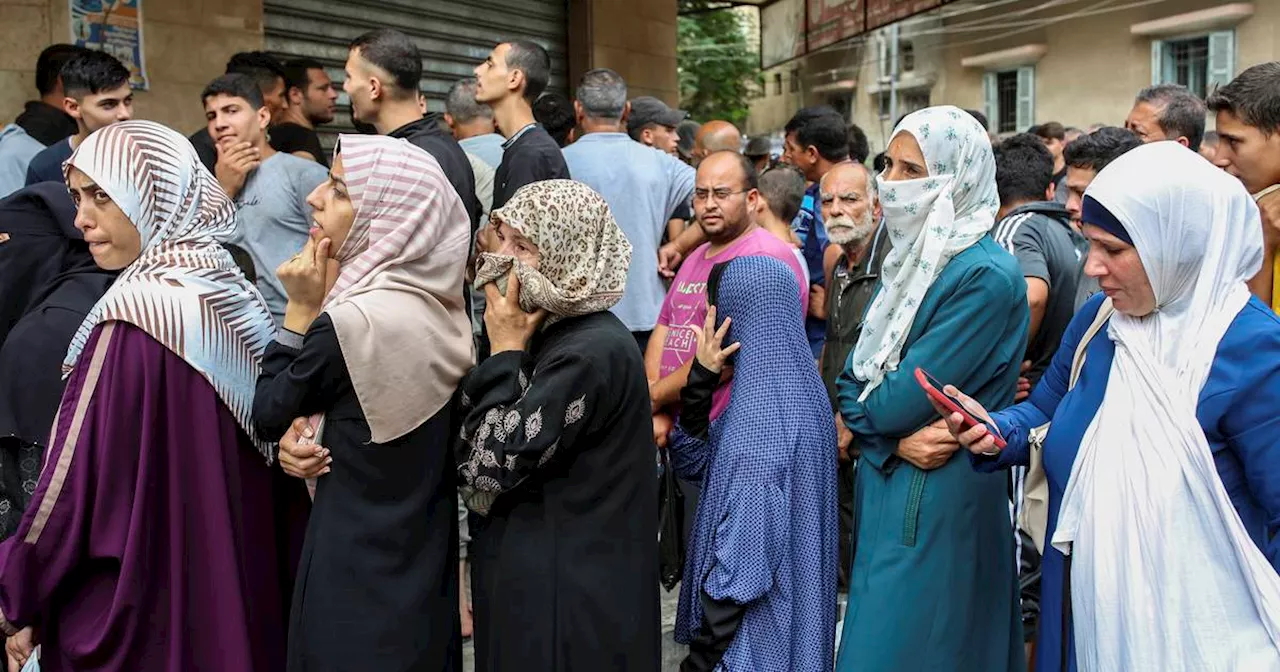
xmin=252 ymin=134 xmax=474 ymax=672
xmin=834 ymin=106 xmax=1030 ymax=672
xmin=457 ymin=179 xmax=660 ymax=672
xmin=951 ymin=141 xmax=1280 ymax=672
xmin=0 ymin=120 xmax=292 ymax=672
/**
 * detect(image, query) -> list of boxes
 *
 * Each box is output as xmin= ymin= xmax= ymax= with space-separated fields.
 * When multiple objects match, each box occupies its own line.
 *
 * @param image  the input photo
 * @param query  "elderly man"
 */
xmin=562 ymin=68 xmax=695 ymax=351
xmin=1124 ymin=83 xmax=1206 ymax=151
xmin=817 ymin=161 xmax=888 ymax=592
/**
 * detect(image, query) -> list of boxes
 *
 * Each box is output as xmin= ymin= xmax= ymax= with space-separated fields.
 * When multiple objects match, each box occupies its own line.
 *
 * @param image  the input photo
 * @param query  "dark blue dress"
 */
xmin=669 ymin=256 xmax=839 ymax=672
xmin=975 ymin=292 xmax=1280 ymax=672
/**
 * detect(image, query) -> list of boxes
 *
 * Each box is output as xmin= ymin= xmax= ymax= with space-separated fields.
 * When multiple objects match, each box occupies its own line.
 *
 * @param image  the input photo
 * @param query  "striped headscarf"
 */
xmin=319 ymin=135 xmax=474 ymax=443
xmin=61 ymin=120 xmax=277 ymax=458
xmin=472 ymin=179 xmax=631 ymax=325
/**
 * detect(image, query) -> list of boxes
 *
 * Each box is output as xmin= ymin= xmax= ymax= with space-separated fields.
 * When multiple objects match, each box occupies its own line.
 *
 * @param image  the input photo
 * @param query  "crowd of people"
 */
xmin=0 ymin=24 xmax=1278 ymax=672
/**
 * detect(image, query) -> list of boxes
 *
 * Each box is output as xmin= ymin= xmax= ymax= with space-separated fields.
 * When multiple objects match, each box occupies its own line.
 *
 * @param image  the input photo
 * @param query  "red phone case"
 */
xmin=913 ymin=368 xmax=1006 ymax=449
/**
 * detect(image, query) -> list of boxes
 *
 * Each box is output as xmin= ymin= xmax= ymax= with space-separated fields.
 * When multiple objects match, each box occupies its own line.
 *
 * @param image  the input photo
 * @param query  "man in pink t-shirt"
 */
xmin=646 ymin=151 xmax=809 ymax=443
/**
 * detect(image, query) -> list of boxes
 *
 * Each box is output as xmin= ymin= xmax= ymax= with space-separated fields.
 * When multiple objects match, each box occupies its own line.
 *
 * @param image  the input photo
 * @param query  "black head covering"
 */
xmin=0 ymin=183 xmax=116 ymax=537
xmin=0 ymin=182 xmax=90 ymax=345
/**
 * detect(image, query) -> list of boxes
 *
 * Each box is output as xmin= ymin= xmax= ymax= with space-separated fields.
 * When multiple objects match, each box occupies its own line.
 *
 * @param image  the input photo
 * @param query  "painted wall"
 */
xmin=570 ymin=0 xmax=680 ymax=105
xmin=935 ymin=0 xmax=1280 ymax=129
xmin=1 ymin=0 xmax=264 ymax=138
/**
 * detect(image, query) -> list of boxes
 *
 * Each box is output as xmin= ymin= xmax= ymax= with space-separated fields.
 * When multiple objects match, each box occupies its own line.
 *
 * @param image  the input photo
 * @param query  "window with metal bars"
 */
xmin=996 ymin=71 xmax=1019 ymax=133
xmin=1164 ymin=36 xmax=1209 ymax=98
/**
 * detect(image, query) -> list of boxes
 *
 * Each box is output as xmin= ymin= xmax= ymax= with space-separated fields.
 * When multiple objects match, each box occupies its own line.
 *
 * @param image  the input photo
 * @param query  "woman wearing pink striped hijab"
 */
xmin=253 ymin=134 xmax=474 ymax=672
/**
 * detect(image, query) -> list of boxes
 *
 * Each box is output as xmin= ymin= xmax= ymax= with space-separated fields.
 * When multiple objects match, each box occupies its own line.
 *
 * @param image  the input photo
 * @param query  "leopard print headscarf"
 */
xmin=474 ymin=180 xmax=631 ymax=324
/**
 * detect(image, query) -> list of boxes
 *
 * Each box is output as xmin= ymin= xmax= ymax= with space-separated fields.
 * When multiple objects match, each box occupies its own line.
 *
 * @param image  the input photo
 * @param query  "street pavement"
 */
xmin=461 ymin=587 xmax=848 ymax=669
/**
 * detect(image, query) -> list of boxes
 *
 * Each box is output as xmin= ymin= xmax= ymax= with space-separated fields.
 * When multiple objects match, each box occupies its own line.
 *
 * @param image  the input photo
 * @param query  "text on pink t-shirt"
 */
xmin=656 ymin=227 xmax=810 ymax=418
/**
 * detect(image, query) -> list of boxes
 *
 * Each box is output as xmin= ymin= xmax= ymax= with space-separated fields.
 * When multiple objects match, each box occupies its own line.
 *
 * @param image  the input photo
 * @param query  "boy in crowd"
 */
xmin=203 ymin=73 xmax=328 ymax=325
xmin=25 ymin=50 xmax=133 ymax=186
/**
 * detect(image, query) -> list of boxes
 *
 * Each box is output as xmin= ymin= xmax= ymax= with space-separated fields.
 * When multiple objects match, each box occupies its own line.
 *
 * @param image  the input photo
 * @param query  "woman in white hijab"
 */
xmin=947 ymin=140 xmax=1280 ymax=672
xmin=834 ymin=106 xmax=1030 ymax=671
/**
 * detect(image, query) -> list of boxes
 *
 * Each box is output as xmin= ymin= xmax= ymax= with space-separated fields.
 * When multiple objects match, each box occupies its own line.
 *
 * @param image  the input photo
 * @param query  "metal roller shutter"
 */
xmin=264 ymin=0 xmax=568 ymax=150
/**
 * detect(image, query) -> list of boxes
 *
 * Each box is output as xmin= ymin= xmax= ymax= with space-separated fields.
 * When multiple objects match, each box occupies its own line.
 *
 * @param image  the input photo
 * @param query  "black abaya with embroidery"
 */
xmin=457 ymin=311 xmax=660 ymax=672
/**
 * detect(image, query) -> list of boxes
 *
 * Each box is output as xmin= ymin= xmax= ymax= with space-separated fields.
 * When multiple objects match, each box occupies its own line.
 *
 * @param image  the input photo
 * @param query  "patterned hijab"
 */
xmin=320 ymin=135 xmax=474 ymax=444
xmin=61 ymin=120 xmax=277 ymax=458
xmin=848 ymin=105 xmax=999 ymax=400
xmin=473 ymin=180 xmax=631 ymax=324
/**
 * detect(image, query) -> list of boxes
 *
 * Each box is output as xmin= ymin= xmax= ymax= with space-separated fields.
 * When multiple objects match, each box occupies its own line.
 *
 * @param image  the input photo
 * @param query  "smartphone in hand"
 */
xmin=914 ymin=368 xmax=1006 ymax=449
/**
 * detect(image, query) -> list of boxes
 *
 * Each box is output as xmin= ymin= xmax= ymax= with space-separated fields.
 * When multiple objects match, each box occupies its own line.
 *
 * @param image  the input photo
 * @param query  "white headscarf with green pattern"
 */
xmin=849 ymin=105 xmax=1000 ymax=400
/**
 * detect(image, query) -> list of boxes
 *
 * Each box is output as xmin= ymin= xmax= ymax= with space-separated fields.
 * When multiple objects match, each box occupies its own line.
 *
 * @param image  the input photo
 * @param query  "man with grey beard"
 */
xmin=817 ymin=161 xmax=888 ymax=593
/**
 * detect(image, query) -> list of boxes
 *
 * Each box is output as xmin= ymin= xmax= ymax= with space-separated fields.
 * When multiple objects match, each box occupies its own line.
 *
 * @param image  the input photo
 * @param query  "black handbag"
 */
xmin=658 ymin=445 xmax=686 ymax=591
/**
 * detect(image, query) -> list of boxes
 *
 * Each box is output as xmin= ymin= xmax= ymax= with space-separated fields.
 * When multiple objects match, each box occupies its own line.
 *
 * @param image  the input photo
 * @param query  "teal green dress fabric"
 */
xmin=835 ymin=235 xmax=1029 ymax=671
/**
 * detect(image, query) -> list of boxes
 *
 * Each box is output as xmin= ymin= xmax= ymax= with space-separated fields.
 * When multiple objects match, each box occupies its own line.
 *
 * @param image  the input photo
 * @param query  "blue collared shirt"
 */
xmin=562 ymin=132 xmax=695 ymax=331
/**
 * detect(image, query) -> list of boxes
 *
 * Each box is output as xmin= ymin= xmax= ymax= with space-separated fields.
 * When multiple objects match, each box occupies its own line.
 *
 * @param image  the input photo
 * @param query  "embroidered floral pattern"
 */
xmin=526 ymin=407 xmax=543 ymax=440
xmin=565 ymin=395 xmax=586 ymax=426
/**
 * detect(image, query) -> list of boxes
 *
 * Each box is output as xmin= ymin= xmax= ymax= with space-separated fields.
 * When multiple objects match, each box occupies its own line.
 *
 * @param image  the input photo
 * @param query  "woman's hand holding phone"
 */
xmin=926 ymin=386 xmax=1003 ymax=455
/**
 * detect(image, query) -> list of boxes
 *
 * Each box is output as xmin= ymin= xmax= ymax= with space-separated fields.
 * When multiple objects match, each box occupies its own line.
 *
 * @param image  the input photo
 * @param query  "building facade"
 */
xmin=749 ymin=0 xmax=1279 ymax=155
xmin=1 ymin=0 xmax=679 ymax=142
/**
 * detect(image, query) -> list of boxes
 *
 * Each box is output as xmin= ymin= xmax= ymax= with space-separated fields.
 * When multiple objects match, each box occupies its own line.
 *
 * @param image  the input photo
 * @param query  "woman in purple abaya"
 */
xmin=0 ymin=121 xmax=294 ymax=671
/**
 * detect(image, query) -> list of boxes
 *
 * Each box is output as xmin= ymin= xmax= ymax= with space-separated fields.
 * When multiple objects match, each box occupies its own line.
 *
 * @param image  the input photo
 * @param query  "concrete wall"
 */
xmin=745 ymin=67 xmax=808 ymax=136
xmin=745 ymin=1 xmax=1279 ymax=154
xmin=1 ymin=0 xmax=678 ymax=136
xmin=569 ymin=0 xmax=680 ymax=105
xmin=1 ymin=0 xmax=264 ymax=137
xmin=935 ymin=0 xmax=1280 ymax=129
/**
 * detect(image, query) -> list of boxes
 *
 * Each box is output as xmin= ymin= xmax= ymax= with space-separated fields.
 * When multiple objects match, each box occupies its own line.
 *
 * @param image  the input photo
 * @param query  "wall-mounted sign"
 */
xmin=762 ymin=0 xmax=806 ymax=69
xmin=70 ymin=0 xmax=149 ymax=90
xmin=808 ymin=0 xmax=865 ymax=50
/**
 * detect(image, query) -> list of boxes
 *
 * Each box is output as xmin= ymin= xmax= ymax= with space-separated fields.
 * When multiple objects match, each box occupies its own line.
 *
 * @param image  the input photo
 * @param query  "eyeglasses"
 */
xmin=693 ymin=188 xmax=749 ymax=203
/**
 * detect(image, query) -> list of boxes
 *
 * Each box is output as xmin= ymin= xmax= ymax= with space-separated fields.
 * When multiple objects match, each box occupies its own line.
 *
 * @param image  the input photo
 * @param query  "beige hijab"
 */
xmin=321 ymin=135 xmax=474 ymax=443
xmin=473 ymin=179 xmax=631 ymax=323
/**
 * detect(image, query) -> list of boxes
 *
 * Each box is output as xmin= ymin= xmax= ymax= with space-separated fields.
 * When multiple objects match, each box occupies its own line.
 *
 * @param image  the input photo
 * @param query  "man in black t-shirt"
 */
xmin=993 ymin=133 xmax=1085 ymax=389
xmin=270 ymin=58 xmax=338 ymax=166
xmin=343 ymin=29 xmax=479 ymax=230
xmin=474 ymin=40 xmax=569 ymax=209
